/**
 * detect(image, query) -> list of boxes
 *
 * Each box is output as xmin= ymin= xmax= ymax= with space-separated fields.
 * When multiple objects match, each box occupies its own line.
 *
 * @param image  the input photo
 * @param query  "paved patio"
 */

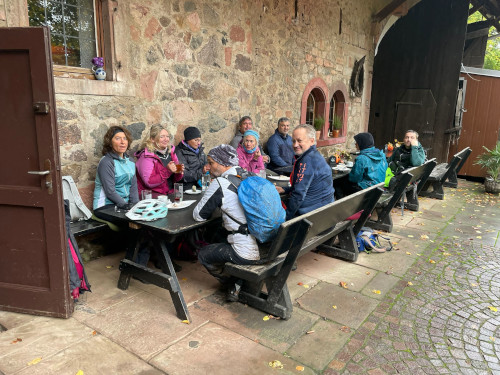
xmin=0 ymin=180 xmax=499 ymax=374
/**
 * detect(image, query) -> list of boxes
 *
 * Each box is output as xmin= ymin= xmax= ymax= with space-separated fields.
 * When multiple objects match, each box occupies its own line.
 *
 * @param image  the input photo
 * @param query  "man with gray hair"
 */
xmin=276 ymin=124 xmax=334 ymax=220
xmin=388 ymin=129 xmax=426 ymax=169
xmin=193 ymin=144 xmax=259 ymax=301
xmin=266 ymin=117 xmax=294 ymax=174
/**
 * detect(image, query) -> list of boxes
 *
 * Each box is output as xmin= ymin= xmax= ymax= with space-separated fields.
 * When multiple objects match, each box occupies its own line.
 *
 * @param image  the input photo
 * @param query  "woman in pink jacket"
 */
xmin=236 ymin=129 xmax=265 ymax=174
xmin=135 ymin=124 xmax=184 ymax=196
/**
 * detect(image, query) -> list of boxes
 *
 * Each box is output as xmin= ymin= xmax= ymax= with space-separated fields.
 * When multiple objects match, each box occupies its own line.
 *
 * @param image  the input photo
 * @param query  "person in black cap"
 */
xmin=175 ymin=126 xmax=209 ymax=188
xmin=334 ymin=132 xmax=387 ymax=198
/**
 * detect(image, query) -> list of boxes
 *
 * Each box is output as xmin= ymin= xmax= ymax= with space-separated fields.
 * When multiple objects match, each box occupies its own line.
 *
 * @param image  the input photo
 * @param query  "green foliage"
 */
xmin=468 ymin=11 xmax=500 ymax=71
xmin=313 ymin=116 xmax=325 ymax=131
xmin=475 ymin=141 xmax=500 ymax=181
xmin=332 ymin=115 xmax=343 ymax=130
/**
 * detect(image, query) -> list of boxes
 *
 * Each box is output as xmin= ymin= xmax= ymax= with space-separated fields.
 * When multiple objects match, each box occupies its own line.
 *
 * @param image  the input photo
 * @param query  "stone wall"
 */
xmin=4 ymin=0 xmax=382 ymax=206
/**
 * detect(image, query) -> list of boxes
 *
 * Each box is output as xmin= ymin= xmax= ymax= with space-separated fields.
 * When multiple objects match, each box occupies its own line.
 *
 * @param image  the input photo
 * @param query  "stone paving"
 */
xmin=0 ymin=180 xmax=498 ymax=375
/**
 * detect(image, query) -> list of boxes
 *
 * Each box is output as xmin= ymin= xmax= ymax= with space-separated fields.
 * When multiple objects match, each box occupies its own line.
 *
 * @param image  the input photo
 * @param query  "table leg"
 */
xmin=153 ymin=238 xmax=191 ymax=322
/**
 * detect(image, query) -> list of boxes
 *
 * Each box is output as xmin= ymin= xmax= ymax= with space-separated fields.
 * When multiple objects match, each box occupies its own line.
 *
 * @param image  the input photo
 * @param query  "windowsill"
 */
xmin=54 ymin=76 xmax=136 ymax=97
xmin=317 ymin=136 xmax=346 ymax=147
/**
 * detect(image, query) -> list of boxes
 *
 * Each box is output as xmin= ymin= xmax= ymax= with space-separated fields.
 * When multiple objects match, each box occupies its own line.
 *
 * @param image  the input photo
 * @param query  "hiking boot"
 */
xmin=226 ymin=283 xmax=241 ymax=302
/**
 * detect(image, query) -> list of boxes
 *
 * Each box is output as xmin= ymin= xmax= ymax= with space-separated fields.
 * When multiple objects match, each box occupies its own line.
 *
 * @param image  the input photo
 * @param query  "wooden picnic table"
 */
xmin=96 ymin=193 xmax=220 ymax=322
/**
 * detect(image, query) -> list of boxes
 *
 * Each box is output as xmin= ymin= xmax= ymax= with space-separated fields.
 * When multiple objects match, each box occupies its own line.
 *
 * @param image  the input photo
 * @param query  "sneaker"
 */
xmin=226 ymin=283 xmax=241 ymax=302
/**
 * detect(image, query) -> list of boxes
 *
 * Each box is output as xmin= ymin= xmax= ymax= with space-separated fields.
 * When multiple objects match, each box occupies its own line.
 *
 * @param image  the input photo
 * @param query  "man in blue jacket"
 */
xmin=276 ymin=124 xmax=334 ymax=220
xmin=266 ymin=117 xmax=294 ymax=174
xmin=335 ymin=132 xmax=387 ymax=198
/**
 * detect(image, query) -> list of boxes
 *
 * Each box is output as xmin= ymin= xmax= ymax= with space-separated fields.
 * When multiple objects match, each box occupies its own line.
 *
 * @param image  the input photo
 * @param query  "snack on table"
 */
xmin=192 ymin=185 xmax=197 ymax=192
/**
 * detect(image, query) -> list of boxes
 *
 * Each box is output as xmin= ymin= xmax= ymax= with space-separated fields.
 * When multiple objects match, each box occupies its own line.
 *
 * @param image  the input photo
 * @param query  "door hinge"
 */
xmin=33 ymin=102 xmax=50 ymax=114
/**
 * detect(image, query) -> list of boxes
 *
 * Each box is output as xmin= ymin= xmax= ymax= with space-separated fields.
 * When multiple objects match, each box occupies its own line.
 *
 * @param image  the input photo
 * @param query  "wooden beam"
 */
xmin=466 ymin=27 xmax=490 ymax=40
xmin=469 ymin=2 xmax=485 ymax=16
xmin=373 ymin=0 xmax=409 ymax=22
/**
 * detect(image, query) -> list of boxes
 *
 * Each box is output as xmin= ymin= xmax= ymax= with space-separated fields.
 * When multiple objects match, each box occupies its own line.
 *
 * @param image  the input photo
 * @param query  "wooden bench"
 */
xmin=222 ymin=184 xmax=384 ymax=319
xmin=419 ymin=147 xmax=471 ymax=199
xmin=368 ymin=159 xmax=437 ymax=231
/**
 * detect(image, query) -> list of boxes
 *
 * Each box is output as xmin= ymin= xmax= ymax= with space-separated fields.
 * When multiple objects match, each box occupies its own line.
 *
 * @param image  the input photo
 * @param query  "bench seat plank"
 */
xmin=70 ymin=219 xmax=108 ymax=237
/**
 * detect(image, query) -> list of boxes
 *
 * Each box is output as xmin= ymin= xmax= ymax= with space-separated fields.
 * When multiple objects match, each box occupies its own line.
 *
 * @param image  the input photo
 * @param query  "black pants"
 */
xmin=333 ymin=176 xmax=362 ymax=199
xmin=198 ymin=242 xmax=257 ymax=286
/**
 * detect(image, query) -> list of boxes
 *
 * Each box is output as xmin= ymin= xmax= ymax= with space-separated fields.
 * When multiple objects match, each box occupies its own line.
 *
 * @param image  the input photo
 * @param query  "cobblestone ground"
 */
xmin=326 ymin=182 xmax=500 ymax=375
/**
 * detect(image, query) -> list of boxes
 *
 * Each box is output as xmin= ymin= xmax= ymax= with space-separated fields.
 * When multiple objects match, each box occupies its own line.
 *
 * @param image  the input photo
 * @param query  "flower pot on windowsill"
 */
xmin=331 ymin=129 xmax=340 ymax=138
xmin=316 ymin=130 xmax=321 ymax=140
xmin=92 ymin=67 xmax=106 ymax=80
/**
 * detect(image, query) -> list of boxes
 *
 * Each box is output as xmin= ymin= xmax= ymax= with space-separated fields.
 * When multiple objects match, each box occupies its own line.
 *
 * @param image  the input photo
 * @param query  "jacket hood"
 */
xmin=361 ymin=147 xmax=385 ymax=161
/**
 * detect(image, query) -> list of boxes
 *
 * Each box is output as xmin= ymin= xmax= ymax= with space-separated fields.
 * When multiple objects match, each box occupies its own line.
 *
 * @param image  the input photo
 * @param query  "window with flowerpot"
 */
xmin=27 ymin=0 xmax=115 ymax=80
xmin=300 ymin=78 xmax=348 ymax=146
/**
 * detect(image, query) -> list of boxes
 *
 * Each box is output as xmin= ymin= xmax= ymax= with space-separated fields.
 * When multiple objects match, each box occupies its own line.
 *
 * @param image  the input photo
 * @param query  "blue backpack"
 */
xmin=220 ymin=171 xmax=286 ymax=243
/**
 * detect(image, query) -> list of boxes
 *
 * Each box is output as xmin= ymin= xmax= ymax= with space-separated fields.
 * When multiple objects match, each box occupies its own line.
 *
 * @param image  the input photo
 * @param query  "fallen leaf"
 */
xmin=269 ymin=360 xmax=283 ymax=369
xmin=476 ymin=236 xmax=482 ymax=239
xmin=105 ymin=266 xmax=113 ymax=269
xmin=491 ymin=337 xmax=496 ymax=342
xmin=385 ymin=270 xmax=393 ymax=275
xmin=339 ymin=281 xmax=348 ymax=289
xmin=365 ymin=271 xmax=370 ymax=275
xmin=11 ymin=338 xmax=22 ymax=344
xmin=407 ymin=282 xmax=413 ymax=286
xmin=306 ymin=330 xmax=315 ymax=334
xmin=296 ymin=365 xmax=305 ymax=371
xmin=181 ymin=320 xmax=190 ymax=324
xmin=471 ymin=283 xmax=478 ymax=287
xmin=408 ymin=235 xmax=414 ymax=238
xmin=92 ymin=330 xmax=97 ymax=336
xmin=27 ymin=357 xmax=42 ymax=366
xmin=297 ymin=282 xmax=303 ymax=286
xmin=263 ymin=316 xmax=270 ymax=321
xmin=420 ymin=234 xmax=429 ymax=240
xmin=406 ymin=251 xmax=412 ymax=255
xmin=429 ymin=259 xmax=436 ymax=264
xmin=332 ymin=305 xmax=337 ymax=309
xmin=415 ymin=271 xmax=422 ymax=275
xmin=302 ymin=284 xmax=309 ymax=288
xmin=76 ymin=371 xmax=84 ymax=375
xmin=340 ymin=326 xmax=351 ymax=332
xmin=372 ymin=289 xmax=381 ymax=294
xmin=488 ymin=306 xmax=498 ymax=312
xmin=443 ymin=252 xmax=451 ymax=256
xmin=181 ymin=277 xmax=187 ymax=281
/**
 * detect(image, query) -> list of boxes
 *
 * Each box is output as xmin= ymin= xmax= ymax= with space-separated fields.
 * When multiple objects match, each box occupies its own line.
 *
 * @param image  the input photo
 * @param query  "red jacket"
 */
xmin=135 ymin=147 xmax=183 ymax=195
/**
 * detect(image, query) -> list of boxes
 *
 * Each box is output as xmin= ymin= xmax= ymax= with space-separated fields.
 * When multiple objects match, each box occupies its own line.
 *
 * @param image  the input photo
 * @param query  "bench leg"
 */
xmin=366 ymin=207 xmax=393 ymax=232
xmin=443 ymin=170 xmax=458 ymax=188
xmin=418 ymin=181 xmax=444 ymax=200
xmin=404 ymin=187 xmax=419 ymax=211
xmin=316 ymin=227 xmax=359 ymax=261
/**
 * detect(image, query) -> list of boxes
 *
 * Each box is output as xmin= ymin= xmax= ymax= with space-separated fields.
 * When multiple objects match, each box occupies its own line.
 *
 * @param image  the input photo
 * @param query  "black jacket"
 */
xmin=174 ymin=141 xmax=207 ymax=186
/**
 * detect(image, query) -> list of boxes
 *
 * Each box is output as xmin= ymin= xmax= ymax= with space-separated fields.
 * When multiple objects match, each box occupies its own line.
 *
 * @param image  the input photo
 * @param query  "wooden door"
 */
xmin=0 ymin=27 xmax=72 ymax=318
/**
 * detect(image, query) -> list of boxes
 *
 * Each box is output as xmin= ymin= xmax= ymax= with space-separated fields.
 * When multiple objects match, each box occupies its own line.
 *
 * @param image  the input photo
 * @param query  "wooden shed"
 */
xmin=448 ymin=66 xmax=500 ymax=178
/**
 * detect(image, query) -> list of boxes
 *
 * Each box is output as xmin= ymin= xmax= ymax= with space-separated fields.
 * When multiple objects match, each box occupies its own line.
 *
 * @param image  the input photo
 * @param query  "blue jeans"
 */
xmin=198 ymin=243 xmax=256 ymax=286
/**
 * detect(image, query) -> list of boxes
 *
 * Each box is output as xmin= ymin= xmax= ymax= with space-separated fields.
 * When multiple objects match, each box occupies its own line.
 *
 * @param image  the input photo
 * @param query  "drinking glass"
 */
xmin=141 ymin=189 xmax=152 ymax=200
xmin=202 ymin=174 xmax=210 ymax=191
xmin=174 ymin=183 xmax=183 ymax=202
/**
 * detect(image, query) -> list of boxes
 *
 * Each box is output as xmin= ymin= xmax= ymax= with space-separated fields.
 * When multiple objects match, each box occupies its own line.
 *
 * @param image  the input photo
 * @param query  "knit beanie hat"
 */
xmin=354 ymin=132 xmax=374 ymax=151
xmin=184 ymin=126 xmax=201 ymax=141
xmin=208 ymin=145 xmax=239 ymax=167
xmin=243 ymin=129 xmax=260 ymax=143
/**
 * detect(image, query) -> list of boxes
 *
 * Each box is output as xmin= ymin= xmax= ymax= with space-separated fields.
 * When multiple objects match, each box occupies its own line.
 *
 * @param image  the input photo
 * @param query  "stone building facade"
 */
xmin=2 ymin=0 xmax=387 ymax=205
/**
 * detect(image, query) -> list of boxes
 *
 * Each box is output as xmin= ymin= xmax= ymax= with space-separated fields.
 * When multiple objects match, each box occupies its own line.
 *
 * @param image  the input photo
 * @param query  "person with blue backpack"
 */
xmin=193 ymin=144 xmax=285 ymax=302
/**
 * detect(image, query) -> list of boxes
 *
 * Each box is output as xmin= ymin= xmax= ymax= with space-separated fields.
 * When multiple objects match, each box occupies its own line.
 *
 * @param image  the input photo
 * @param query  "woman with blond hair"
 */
xmin=135 ymin=124 xmax=184 ymax=197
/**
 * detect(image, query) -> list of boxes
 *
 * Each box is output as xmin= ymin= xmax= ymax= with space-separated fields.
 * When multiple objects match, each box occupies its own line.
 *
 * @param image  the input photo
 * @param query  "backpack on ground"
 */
xmin=218 ymin=169 xmax=286 ymax=243
xmin=355 ymin=227 xmax=393 ymax=253
xmin=62 ymin=176 xmax=92 ymax=221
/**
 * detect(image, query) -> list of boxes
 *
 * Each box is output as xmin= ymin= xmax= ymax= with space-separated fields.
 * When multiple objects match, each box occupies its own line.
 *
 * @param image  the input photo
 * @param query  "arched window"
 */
xmin=329 ymin=90 xmax=346 ymax=136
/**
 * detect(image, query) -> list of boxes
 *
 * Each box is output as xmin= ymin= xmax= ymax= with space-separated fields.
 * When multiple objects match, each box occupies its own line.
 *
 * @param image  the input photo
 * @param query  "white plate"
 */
xmin=184 ymin=189 xmax=202 ymax=195
xmin=268 ymin=175 xmax=289 ymax=181
xmin=167 ymin=200 xmax=197 ymax=210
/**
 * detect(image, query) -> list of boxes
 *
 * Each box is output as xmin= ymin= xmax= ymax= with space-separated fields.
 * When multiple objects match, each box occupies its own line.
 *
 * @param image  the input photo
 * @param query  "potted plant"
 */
xmin=331 ymin=114 xmax=342 ymax=137
xmin=475 ymin=141 xmax=500 ymax=194
xmin=313 ymin=116 xmax=325 ymax=140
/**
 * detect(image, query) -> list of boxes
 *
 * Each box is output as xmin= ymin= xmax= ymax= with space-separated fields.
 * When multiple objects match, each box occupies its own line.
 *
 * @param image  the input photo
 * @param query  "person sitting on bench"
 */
xmin=266 ymin=117 xmax=294 ymax=175
xmin=275 ymin=124 xmax=334 ymax=220
xmin=335 ymin=132 xmax=387 ymax=199
xmin=389 ymin=129 xmax=426 ymax=169
xmin=193 ymin=145 xmax=260 ymax=302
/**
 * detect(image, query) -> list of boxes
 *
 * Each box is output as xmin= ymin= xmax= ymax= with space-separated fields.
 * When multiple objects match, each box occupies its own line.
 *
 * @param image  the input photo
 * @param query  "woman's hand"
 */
xmin=262 ymin=155 xmax=270 ymax=163
xmin=253 ymin=148 xmax=261 ymax=161
xmin=167 ymin=161 xmax=177 ymax=173
xmin=275 ymin=186 xmax=285 ymax=194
